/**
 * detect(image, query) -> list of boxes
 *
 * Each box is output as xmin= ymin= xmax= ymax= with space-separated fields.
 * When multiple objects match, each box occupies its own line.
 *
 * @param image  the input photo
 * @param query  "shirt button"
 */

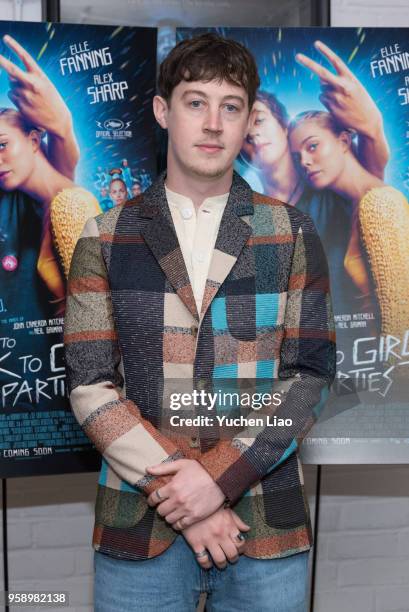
xmin=195 ymin=251 xmax=205 ymax=263
xmin=181 ymin=208 xmax=193 ymax=220
xmin=189 ymin=436 xmax=200 ymax=448
xmin=191 ymin=325 xmax=198 ymax=338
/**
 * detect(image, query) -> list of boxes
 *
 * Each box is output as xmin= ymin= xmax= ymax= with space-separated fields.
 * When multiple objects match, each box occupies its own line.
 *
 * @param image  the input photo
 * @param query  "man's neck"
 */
xmin=165 ymin=164 xmax=233 ymax=211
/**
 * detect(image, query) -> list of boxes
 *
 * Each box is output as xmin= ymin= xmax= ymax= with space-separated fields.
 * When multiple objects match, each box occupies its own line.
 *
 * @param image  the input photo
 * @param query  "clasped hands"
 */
xmin=146 ymin=459 xmax=250 ymax=569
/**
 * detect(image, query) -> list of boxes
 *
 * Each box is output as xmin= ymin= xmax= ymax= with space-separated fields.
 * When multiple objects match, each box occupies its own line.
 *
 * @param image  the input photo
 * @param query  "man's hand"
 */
xmin=295 ymin=40 xmax=383 ymax=139
xmin=182 ymin=507 xmax=250 ymax=570
xmin=146 ymin=459 xmax=226 ymax=528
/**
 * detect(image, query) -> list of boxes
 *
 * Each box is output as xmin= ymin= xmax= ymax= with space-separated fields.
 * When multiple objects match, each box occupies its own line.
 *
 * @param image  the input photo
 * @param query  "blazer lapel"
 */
xmin=137 ymin=172 xmax=199 ymax=321
xmin=199 ymin=171 xmax=254 ymax=321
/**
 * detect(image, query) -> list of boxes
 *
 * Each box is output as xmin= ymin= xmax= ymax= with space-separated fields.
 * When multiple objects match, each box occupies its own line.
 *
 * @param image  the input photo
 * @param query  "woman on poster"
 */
xmin=107 ymin=168 xmax=128 ymax=207
xmin=240 ymin=40 xmax=391 ymax=332
xmin=288 ymin=108 xmax=409 ymax=341
xmin=0 ymin=35 xmax=100 ymax=315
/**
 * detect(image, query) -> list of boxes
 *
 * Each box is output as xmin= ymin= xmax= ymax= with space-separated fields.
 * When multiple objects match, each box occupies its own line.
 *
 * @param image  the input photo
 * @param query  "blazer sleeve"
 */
xmin=63 ymin=217 xmax=184 ymax=495
xmin=197 ymin=215 xmax=337 ymax=505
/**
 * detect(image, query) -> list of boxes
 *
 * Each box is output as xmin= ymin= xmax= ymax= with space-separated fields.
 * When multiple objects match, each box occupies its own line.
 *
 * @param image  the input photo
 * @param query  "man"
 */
xmin=64 ymin=33 xmax=336 ymax=611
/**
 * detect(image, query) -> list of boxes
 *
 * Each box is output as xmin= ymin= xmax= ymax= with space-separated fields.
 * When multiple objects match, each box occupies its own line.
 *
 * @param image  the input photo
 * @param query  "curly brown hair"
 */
xmin=158 ymin=33 xmax=260 ymax=111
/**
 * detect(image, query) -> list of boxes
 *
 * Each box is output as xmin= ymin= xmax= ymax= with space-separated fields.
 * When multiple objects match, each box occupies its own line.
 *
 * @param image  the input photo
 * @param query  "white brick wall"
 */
xmin=5 ymin=472 xmax=96 ymax=611
xmin=305 ymin=464 xmax=409 ymax=612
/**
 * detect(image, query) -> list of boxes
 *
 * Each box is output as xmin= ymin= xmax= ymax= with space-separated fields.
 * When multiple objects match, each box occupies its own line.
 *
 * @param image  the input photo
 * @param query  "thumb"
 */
xmin=231 ymin=511 xmax=251 ymax=532
xmin=146 ymin=460 xmax=182 ymax=475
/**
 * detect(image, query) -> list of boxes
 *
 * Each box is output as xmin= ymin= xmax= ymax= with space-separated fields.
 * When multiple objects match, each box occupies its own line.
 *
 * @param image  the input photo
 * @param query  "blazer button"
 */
xmin=189 ymin=436 xmax=200 ymax=448
xmin=191 ymin=325 xmax=198 ymax=338
xmin=196 ymin=379 xmax=207 ymax=391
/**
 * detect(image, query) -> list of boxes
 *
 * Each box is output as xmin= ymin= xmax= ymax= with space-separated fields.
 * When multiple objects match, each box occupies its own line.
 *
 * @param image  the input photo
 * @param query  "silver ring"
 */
xmin=195 ymin=549 xmax=209 ymax=559
xmin=232 ymin=532 xmax=245 ymax=542
xmin=155 ymin=489 xmax=163 ymax=501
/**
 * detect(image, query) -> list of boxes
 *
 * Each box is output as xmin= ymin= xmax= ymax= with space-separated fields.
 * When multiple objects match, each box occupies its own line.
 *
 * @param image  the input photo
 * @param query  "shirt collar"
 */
xmin=165 ymin=185 xmax=229 ymax=214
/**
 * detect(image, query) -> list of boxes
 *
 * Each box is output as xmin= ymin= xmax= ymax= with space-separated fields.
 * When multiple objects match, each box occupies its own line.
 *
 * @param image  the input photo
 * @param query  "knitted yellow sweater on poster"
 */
xmin=359 ymin=185 xmax=409 ymax=339
xmin=50 ymin=187 xmax=101 ymax=278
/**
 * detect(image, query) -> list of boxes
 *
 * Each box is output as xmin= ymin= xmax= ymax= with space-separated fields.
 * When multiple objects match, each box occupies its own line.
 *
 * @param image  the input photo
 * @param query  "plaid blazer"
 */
xmin=64 ymin=170 xmax=336 ymax=561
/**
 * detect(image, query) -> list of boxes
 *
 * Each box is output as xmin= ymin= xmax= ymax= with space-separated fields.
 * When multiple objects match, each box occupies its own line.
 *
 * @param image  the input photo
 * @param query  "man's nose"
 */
xmin=203 ymin=107 xmax=223 ymax=133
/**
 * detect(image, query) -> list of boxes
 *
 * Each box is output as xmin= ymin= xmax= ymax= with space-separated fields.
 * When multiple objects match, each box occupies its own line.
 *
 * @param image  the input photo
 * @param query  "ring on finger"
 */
xmin=195 ymin=549 xmax=209 ymax=559
xmin=231 ymin=532 xmax=246 ymax=543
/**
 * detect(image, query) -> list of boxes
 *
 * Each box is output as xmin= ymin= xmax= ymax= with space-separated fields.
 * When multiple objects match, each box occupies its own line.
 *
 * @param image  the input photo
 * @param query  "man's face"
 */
xmin=154 ymin=79 xmax=250 ymax=182
xmin=241 ymin=100 xmax=289 ymax=168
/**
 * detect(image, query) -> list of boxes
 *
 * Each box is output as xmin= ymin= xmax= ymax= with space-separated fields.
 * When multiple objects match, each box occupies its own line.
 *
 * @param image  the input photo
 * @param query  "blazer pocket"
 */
xmin=225 ymin=285 xmax=287 ymax=342
xmin=255 ymin=454 xmax=308 ymax=529
xmin=95 ymin=484 xmax=148 ymax=528
xmin=226 ymin=291 xmax=257 ymax=341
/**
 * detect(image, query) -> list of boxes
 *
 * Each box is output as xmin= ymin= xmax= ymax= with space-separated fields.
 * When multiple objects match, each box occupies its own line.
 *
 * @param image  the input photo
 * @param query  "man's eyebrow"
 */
xmin=221 ymin=95 xmax=245 ymax=105
xmin=181 ymin=89 xmax=208 ymax=98
xmin=181 ymin=90 xmax=245 ymax=104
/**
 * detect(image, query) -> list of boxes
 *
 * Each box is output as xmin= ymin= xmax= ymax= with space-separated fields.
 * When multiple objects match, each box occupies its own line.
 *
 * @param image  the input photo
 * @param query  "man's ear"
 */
xmin=153 ymin=95 xmax=169 ymax=129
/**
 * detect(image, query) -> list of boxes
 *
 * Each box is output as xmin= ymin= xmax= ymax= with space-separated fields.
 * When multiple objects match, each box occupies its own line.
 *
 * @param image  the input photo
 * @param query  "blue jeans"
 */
xmin=94 ymin=536 xmax=309 ymax=611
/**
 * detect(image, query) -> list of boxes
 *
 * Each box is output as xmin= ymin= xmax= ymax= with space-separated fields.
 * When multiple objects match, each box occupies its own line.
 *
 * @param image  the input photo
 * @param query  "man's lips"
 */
xmin=196 ymin=144 xmax=224 ymax=153
xmin=0 ymin=170 xmax=11 ymax=179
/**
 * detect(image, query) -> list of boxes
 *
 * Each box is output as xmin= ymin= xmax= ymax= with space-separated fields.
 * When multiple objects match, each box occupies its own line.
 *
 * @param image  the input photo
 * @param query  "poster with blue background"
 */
xmin=0 ymin=20 xmax=157 ymax=477
xmin=178 ymin=27 xmax=409 ymax=461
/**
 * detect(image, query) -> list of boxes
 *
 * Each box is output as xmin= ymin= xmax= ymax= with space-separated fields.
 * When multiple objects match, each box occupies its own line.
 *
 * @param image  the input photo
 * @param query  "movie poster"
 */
xmin=178 ymin=27 xmax=409 ymax=461
xmin=0 ymin=20 xmax=157 ymax=477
